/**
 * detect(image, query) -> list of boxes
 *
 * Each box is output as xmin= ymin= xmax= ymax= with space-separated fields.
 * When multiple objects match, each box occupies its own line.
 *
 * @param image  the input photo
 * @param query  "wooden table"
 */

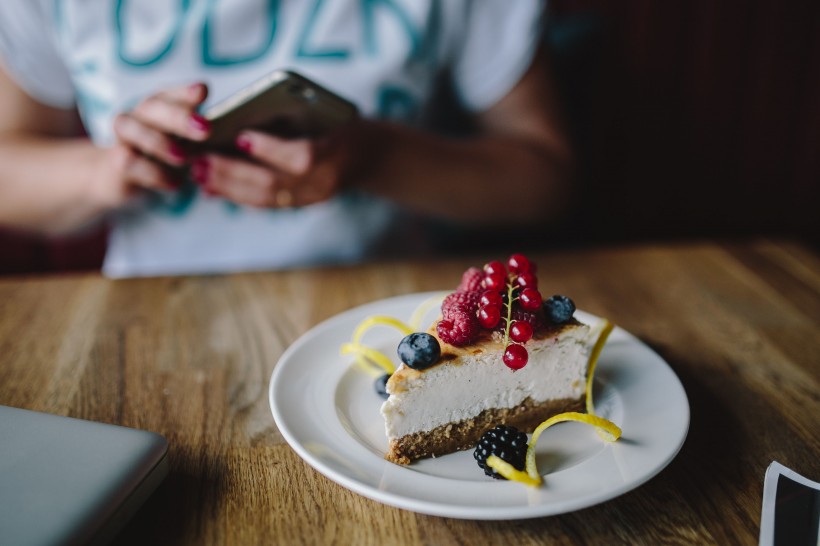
xmin=1 ymin=239 xmax=818 ymax=545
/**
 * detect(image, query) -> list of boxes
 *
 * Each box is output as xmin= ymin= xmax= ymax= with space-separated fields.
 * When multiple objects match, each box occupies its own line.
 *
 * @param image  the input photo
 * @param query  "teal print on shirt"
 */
xmin=295 ymin=0 xmax=349 ymax=59
xmin=361 ymin=0 xmax=418 ymax=59
xmin=202 ymin=0 xmax=279 ymax=66
xmin=116 ymin=0 xmax=192 ymax=67
xmin=376 ymin=85 xmax=417 ymax=121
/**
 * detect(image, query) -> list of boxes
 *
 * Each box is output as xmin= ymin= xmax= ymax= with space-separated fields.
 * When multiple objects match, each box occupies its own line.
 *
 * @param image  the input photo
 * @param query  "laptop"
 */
xmin=0 ymin=405 xmax=169 ymax=546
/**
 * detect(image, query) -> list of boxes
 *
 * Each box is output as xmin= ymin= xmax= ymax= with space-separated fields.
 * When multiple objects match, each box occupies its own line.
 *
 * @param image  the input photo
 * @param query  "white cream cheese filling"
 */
xmin=381 ymin=326 xmax=591 ymax=439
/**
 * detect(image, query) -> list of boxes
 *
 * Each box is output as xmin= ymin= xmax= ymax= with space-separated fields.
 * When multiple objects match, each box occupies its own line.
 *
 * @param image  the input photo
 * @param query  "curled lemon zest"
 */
xmin=492 ymin=412 xmax=622 ymax=486
xmin=347 ymin=316 xmax=414 ymax=373
xmin=586 ymin=319 xmax=616 ymax=440
xmin=352 ymin=316 xmax=414 ymax=344
xmin=340 ymin=342 xmax=396 ymax=375
xmin=486 ymin=455 xmax=541 ymax=487
xmin=586 ymin=319 xmax=614 ymax=414
xmin=408 ymin=294 xmax=446 ymax=331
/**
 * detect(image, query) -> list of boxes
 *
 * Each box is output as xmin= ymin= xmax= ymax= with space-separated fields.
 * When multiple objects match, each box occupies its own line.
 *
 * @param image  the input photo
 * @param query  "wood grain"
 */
xmin=0 ymin=240 xmax=817 ymax=545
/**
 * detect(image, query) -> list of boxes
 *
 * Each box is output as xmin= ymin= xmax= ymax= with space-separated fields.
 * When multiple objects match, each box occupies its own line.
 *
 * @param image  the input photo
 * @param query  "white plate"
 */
xmin=269 ymin=292 xmax=689 ymax=520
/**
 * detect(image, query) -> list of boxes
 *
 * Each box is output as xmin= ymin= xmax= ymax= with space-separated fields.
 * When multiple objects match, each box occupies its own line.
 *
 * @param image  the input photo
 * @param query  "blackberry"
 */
xmin=397 ymin=332 xmax=441 ymax=370
xmin=374 ymin=373 xmax=391 ymax=399
xmin=473 ymin=425 xmax=529 ymax=479
xmin=543 ymin=295 xmax=576 ymax=324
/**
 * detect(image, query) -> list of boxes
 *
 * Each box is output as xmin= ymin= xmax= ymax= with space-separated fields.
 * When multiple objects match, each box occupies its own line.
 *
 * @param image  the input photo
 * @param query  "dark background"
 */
xmin=1 ymin=0 xmax=818 ymax=275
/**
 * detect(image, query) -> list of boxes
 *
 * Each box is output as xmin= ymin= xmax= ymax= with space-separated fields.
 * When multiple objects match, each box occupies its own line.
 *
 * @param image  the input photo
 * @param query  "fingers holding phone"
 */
xmin=191 ymin=130 xmax=348 ymax=208
xmin=113 ymin=82 xmax=210 ymax=168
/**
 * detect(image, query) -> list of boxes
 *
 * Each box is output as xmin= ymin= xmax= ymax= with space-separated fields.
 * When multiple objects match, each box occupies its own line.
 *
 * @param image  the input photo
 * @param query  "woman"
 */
xmin=0 ymin=0 xmax=571 ymax=277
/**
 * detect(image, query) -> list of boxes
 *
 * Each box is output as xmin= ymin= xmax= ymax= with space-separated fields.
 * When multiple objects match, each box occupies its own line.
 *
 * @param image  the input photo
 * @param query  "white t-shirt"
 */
xmin=0 ymin=0 xmax=543 ymax=277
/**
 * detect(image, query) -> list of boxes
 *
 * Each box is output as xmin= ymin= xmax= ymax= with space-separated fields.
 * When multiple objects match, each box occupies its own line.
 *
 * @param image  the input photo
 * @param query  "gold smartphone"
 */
xmin=200 ymin=70 xmax=358 ymax=152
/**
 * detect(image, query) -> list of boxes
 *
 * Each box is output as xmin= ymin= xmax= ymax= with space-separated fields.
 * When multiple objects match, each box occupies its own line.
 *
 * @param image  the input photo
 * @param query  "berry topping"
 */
xmin=508 ymin=254 xmax=532 ymax=274
xmin=374 ymin=373 xmax=391 ymax=399
xmin=515 ymin=271 xmax=538 ymax=289
xmin=439 ymin=254 xmax=547 ymax=362
xmin=483 ymin=260 xmax=507 ymax=277
xmin=478 ymin=305 xmax=501 ymax=328
xmin=479 ymin=289 xmax=503 ymax=307
xmin=483 ymin=272 xmax=506 ymax=291
xmin=509 ymin=307 xmax=544 ymax=330
xmin=436 ymin=308 xmax=480 ymax=347
xmin=474 ymin=425 xmax=529 ymax=479
xmin=457 ymin=267 xmax=485 ymax=292
xmin=503 ymin=344 xmax=529 ymax=370
xmin=509 ymin=321 xmax=533 ymax=343
xmin=397 ymin=333 xmax=441 ymax=370
xmin=442 ymin=291 xmax=480 ymax=317
xmin=543 ymin=295 xmax=576 ymax=324
xmin=518 ymin=288 xmax=543 ymax=311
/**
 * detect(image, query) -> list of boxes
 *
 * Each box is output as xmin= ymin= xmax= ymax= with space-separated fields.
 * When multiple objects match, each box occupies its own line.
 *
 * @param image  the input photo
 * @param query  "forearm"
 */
xmin=354 ymin=121 xmax=573 ymax=226
xmin=0 ymin=135 xmax=108 ymax=234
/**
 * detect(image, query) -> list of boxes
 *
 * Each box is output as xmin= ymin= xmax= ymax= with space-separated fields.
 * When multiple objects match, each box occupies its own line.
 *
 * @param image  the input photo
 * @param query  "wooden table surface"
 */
xmin=1 ymin=239 xmax=818 ymax=545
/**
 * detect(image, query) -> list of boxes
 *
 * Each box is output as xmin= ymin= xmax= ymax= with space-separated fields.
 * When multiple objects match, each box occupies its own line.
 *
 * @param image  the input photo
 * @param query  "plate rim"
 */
xmin=269 ymin=291 xmax=690 ymax=519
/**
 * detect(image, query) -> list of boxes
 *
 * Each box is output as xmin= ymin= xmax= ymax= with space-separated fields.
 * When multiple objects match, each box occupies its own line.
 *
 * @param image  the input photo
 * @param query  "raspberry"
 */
xmin=436 ymin=308 xmax=479 ymax=346
xmin=457 ymin=267 xmax=485 ymax=292
xmin=473 ymin=425 xmax=529 ymax=479
xmin=442 ymin=291 xmax=480 ymax=318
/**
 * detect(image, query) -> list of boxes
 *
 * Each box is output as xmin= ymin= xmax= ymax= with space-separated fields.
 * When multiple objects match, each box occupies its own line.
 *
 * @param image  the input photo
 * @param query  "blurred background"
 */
xmin=1 ymin=0 xmax=817 ymax=275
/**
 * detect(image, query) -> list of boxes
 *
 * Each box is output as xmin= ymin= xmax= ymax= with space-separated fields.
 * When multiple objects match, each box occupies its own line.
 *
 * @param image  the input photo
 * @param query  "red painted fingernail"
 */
xmin=235 ymin=134 xmax=252 ymax=154
xmin=169 ymin=141 xmax=186 ymax=161
xmin=189 ymin=113 xmax=210 ymax=133
xmin=190 ymin=157 xmax=209 ymax=184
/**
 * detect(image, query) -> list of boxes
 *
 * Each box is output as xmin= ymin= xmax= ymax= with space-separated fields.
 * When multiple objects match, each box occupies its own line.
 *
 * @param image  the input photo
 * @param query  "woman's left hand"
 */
xmin=190 ymin=126 xmax=361 ymax=208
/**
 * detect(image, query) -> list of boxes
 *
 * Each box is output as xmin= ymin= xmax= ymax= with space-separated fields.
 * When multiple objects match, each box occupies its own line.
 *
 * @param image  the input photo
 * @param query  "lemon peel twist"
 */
xmin=340 ymin=342 xmax=397 ymax=375
xmin=341 ymin=315 xmax=415 ymax=376
xmin=486 ymin=319 xmax=621 ymax=486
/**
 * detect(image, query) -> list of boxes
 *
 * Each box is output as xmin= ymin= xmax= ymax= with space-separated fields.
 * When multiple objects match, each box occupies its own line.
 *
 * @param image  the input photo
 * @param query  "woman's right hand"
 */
xmin=93 ymin=82 xmax=210 ymax=207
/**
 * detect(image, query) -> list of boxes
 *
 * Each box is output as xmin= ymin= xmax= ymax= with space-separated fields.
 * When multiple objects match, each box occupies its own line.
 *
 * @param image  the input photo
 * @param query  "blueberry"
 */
xmin=543 ymin=295 xmax=576 ymax=324
xmin=374 ymin=373 xmax=391 ymax=399
xmin=397 ymin=332 xmax=441 ymax=370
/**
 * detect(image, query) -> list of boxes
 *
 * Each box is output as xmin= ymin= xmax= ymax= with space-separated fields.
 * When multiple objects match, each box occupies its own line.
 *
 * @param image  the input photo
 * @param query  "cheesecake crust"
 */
xmin=385 ymin=395 xmax=585 ymax=465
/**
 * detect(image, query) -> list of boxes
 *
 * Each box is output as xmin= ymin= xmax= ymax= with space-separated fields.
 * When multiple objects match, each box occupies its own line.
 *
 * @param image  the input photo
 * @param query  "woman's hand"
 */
xmin=95 ymin=82 xmax=211 ymax=207
xmin=189 ymin=125 xmax=361 ymax=208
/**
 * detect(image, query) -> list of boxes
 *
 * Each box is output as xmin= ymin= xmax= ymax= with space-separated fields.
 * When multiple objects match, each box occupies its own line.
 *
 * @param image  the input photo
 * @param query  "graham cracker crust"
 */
xmin=385 ymin=396 xmax=585 ymax=464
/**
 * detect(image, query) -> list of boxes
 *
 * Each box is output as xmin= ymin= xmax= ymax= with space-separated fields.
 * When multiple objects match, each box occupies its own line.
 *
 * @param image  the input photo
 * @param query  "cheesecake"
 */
xmin=380 ymin=255 xmax=593 ymax=465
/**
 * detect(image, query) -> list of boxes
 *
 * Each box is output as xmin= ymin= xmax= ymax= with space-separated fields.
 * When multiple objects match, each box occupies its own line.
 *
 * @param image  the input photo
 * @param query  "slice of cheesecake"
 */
xmin=381 ymin=319 xmax=591 ymax=464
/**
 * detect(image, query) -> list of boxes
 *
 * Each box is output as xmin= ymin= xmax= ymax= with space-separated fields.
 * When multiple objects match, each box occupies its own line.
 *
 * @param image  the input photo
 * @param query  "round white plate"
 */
xmin=269 ymin=292 xmax=689 ymax=520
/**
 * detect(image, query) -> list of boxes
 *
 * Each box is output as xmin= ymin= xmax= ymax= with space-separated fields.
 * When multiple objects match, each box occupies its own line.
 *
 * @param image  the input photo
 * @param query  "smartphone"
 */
xmin=199 ymin=70 xmax=358 ymax=151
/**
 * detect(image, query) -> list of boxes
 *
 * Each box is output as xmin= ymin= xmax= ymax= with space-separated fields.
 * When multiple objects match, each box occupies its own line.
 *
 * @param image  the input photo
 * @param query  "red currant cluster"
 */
xmin=437 ymin=254 xmax=543 ymax=371
xmin=477 ymin=254 xmax=542 ymax=370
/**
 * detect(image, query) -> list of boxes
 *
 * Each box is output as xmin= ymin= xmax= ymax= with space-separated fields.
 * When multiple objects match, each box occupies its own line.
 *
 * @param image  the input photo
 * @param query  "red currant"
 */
xmin=483 ymin=260 xmax=506 ymax=277
xmin=483 ymin=272 xmax=506 ymax=291
xmin=509 ymin=321 xmax=533 ymax=343
xmin=516 ymin=271 xmax=538 ymax=289
xmin=479 ymin=289 xmax=503 ymax=307
xmin=508 ymin=254 xmax=531 ymax=274
xmin=503 ymin=344 xmax=528 ymax=370
xmin=478 ymin=305 xmax=501 ymax=328
xmin=518 ymin=288 xmax=542 ymax=311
